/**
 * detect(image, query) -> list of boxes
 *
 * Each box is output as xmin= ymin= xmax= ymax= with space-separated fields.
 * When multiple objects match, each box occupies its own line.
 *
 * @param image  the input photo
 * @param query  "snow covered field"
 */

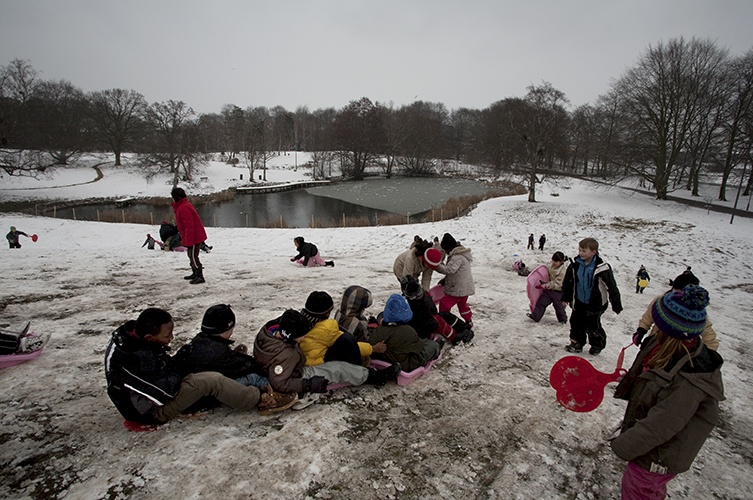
xmin=0 ymin=163 xmax=752 ymax=499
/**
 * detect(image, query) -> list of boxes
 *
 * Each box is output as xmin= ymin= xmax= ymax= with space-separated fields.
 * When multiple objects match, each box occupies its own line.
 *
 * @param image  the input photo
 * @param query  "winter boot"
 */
xmin=366 ymin=363 xmax=401 ymax=388
xmin=325 ymin=261 xmax=335 ymax=267
xmin=258 ymin=388 xmax=298 ymax=416
xmin=184 ymin=269 xmax=197 ymax=280
xmin=189 ymin=268 xmax=205 ymax=284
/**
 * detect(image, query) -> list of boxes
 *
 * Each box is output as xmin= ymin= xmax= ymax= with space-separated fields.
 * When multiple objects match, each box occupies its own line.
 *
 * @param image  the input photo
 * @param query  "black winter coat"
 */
xmin=293 ymin=242 xmax=318 ymax=266
xmin=561 ymin=255 xmax=622 ymax=314
xmin=173 ymin=332 xmax=265 ymax=379
xmin=104 ymin=321 xmax=182 ymax=424
xmin=407 ymin=294 xmax=439 ymax=339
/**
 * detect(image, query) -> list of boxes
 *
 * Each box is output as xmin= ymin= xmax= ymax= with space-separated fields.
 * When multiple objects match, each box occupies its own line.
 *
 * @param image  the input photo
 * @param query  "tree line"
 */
xmin=1 ymin=36 xmax=752 ymax=201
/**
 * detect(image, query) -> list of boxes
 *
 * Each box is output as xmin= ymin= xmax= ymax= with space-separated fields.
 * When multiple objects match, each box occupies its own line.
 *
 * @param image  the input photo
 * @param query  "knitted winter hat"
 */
xmin=383 ymin=294 xmax=413 ymax=324
xmin=669 ymin=270 xmax=700 ymax=290
xmin=303 ymin=291 xmax=334 ymax=317
xmin=278 ymin=309 xmax=310 ymax=341
xmin=651 ymin=285 xmax=709 ymax=340
xmin=399 ymin=275 xmax=424 ymax=301
xmin=440 ymin=233 xmax=458 ymax=252
xmin=201 ymin=304 xmax=236 ymax=335
xmin=424 ymin=248 xmax=442 ymax=269
xmin=10 ymin=226 xmax=15 ymax=231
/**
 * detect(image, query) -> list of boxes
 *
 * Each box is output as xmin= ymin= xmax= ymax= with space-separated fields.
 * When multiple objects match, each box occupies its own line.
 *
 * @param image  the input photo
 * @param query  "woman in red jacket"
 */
xmin=171 ymin=187 xmax=208 ymax=284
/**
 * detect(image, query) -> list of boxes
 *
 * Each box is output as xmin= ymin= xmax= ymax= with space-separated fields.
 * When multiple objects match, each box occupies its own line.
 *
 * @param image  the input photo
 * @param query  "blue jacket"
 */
xmin=561 ymin=255 xmax=622 ymax=314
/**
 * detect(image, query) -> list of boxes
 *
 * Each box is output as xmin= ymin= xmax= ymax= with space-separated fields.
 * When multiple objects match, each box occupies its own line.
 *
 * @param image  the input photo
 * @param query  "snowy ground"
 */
xmin=0 ymin=162 xmax=752 ymax=500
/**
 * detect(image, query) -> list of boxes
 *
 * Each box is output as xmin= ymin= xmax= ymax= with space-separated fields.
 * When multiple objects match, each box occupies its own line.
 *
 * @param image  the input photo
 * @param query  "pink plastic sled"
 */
xmin=526 ymin=265 xmax=550 ymax=312
xmin=0 ymin=347 xmax=45 ymax=369
xmin=549 ymin=343 xmax=632 ymax=412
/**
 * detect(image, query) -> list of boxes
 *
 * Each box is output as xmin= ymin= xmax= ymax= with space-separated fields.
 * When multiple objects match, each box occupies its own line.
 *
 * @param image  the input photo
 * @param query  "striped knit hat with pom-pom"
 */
xmin=651 ymin=285 xmax=709 ymax=340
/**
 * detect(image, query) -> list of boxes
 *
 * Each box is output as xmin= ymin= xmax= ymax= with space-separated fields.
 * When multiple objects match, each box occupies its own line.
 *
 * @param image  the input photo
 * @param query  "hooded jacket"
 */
xmin=172 ymin=332 xmax=266 ymax=379
xmin=561 ymin=255 xmax=622 ymax=313
xmin=611 ymin=336 xmax=725 ymax=474
xmin=104 ymin=321 xmax=182 ymax=424
xmin=393 ymin=248 xmax=434 ymax=291
xmin=253 ymin=318 xmax=307 ymax=394
xmin=435 ymin=245 xmax=475 ymax=297
xmin=335 ymin=285 xmax=373 ymax=342
xmin=171 ymin=198 xmax=207 ymax=247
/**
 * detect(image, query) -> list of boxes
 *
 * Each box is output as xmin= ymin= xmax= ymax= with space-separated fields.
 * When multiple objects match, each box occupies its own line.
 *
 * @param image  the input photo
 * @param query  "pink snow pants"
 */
xmin=439 ymin=294 xmax=472 ymax=324
xmin=297 ymin=251 xmax=326 ymax=267
xmin=621 ymin=462 xmax=676 ymax=500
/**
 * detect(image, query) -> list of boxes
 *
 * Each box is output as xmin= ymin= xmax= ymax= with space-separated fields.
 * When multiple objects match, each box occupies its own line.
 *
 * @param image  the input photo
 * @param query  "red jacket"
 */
xmin=171 ymin=198 xmax=207 ymax=246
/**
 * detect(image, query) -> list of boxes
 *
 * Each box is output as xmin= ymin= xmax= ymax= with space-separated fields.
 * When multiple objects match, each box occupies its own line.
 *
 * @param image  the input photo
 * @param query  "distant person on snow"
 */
xmin=6 ymin=226 xmax=29 ymax=249
xmin=635 ymin=265 xmax=650 ymax=293
xmin=171 ymin=187 xmax=208 ymax=284
xmin=539 ymin=234 xmax=546 ymax=251
xmin=291 ymin=236 xmax=334 ymax=267
xmin=142 ymin=234 xmax=164 ymax=250
xmin=527 ymin=233 xmax=535 ymax=250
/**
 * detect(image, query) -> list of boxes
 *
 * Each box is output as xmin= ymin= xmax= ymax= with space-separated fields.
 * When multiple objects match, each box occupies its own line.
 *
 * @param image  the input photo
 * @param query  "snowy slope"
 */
xmin=0 ymin=166 xmax=751 ymax=500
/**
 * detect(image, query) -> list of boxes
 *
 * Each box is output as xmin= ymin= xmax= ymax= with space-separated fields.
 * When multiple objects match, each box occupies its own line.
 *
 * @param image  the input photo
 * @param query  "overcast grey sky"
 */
xmin=2 ymin=0 xmax=753 ymax=114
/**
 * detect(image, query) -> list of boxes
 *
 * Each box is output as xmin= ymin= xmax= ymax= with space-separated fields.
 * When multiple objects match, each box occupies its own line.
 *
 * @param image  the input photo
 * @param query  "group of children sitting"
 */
xmin=104 ymin=242 xmax=476 ymax=425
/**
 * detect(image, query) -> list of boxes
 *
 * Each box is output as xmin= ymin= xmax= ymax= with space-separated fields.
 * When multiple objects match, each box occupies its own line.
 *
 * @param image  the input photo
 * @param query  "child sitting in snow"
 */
xmin=252 ymin=309 xmax=400 ymax=401
xmin=104 ymin=308 xmax=296 ymax=425
xmin=335 ymin=285 xmax=374 ymax=342
xmin=368 ymin=294 xmax=443 ymax=372
xmin=172 ymin=304 xmax=270 ymax=389
xmin=291 ymin=237 xmax=334 ymax=267
xmin=298 ymin=291 xmax=386 ymax=367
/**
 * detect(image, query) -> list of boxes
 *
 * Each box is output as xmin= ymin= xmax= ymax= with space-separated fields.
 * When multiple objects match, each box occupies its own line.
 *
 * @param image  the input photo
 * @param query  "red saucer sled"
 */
xmin=549 ymin=343 xmax=632 ymax=412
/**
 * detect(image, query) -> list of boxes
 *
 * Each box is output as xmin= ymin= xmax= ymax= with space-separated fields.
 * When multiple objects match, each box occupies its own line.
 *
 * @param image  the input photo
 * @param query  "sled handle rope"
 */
xmin=549 ymin=343 xmax=633 ymax=413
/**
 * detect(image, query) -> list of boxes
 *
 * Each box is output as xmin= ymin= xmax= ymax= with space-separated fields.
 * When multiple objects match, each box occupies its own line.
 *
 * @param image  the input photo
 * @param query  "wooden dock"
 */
xmin=235 ymin=180 xmax=331 ymax=194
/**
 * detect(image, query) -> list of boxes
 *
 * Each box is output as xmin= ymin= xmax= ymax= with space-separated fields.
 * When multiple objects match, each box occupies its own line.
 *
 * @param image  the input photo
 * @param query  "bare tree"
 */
xmin=333 ymin=97 xmax=386 ymax=180
xmin=718 ymin=50 xmax=753 ymax=200
xmin=141 ymin=100 xmax=201 ymax=185
xmin=88 ymin=88 xmax=146 ymax=165
xmin=242 ymin=106 xmax=276 ymax=182
xmin=0 ymin=58 xmax=39 ymax=149
xmin=396 ymin=101 xmax=448 ymax=176
xmin=34 ymin=79 xmax=93 ymax=165
xmin=613 ymin=37 xmax=729 ymax=199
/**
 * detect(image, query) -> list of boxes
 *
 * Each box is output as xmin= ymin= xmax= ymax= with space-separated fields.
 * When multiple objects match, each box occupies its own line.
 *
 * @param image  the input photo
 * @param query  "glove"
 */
xmin=302 ymin=376 xmax=329 ymax=393
xmin=632 ymin=327 xmax=647 ymax=346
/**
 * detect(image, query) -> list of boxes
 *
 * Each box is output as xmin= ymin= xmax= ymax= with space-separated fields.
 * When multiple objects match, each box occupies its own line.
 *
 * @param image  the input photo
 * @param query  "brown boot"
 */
xmin=258 ymin=388 xmax=298 ymax=416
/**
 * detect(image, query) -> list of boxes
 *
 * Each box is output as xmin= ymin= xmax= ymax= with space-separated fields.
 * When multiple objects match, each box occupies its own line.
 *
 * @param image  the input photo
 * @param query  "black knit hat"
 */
xmin=441 ymin=233 xmax=458 ymax=252
xmin=400 ymin=275 xmax=424 ymax=301
xmin=669 ymin=269 xmax=700 ymax=290
xmin=201 ymin=304 xmax=236 ymax=335
xmin=278 ymin=309 xmax=310 ymax=341
xmin=303 ymin=291 xmax=334 ymax=316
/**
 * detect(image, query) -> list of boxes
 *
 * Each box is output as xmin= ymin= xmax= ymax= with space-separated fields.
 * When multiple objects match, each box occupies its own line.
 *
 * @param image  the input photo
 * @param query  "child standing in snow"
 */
xmin=635 ymin=265 xmax=650 ymax=293
xmin=611 ymin=285 xmax=724 ymax=499
xmin=142 ymin=234 xmax=163 ymax=250
xmin=527 ymin=251 xmax=568 ymax=324
xmin=561 ymin=238 xmax=622 ymax=355
xmin=172 ymin=304 xmax=270 ymax=389
xmin=6 ymin=226 xmax=29 ymax=248
xmin=434 ymin=233 xmax=475 ymax=327
xmin=393 ymin=235 xmax=434 ymax=291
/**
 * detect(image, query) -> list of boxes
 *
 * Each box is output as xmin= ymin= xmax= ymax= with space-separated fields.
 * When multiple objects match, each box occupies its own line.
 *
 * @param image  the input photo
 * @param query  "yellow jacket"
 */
xmin=299 ymin=319 xmax=373 ymax=366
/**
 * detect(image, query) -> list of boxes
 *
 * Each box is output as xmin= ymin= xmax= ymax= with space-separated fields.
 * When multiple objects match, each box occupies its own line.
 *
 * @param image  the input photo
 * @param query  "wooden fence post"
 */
xmin=72 ymin=208 xmax=76 ymax=221
xmin=246 ymin=213 xmax=249 ymax=227
xmin=97 ymin=209 xmax=100 ymax=222
xmin=150 ymin=212 xmax=154 ymax=225
xmin=53 ymin=206 xmax=56 ymax=218
xmin=122 ymin=210 xmax=125 ymax=223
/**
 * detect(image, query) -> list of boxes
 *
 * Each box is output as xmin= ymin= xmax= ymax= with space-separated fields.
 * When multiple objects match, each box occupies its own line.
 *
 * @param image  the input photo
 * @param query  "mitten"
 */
xmin=302 ymin=376 xmax=329 ymax=393
xmin=632 ymin=327 xmax=647 ymax=346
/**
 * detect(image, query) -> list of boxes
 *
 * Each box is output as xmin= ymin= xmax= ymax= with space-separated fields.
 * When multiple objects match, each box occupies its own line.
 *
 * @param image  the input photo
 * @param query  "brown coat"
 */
xmin=393 ymin=248 xmax=433 ymax=291
xmin=611 ymin=337 xmax=725 ymax=474
xmin=253 ymin=318 xmax=306 ymax=394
